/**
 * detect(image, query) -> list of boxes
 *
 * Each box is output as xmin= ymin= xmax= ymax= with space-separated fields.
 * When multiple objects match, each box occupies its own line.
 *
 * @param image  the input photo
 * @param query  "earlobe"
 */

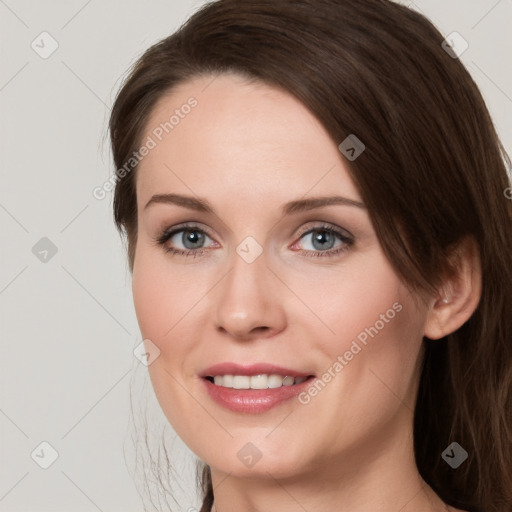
xmin=423 ymin=237 xmax=482 ymax=340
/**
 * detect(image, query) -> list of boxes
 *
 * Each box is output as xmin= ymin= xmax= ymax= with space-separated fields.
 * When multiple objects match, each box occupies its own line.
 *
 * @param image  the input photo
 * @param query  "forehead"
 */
xmin=135 ymin=73 xmax=361 ymax=206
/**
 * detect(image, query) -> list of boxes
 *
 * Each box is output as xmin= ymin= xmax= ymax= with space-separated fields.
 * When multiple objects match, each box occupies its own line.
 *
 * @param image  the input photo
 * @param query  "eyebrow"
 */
xmin=143 ymin=193 xmax=366 ymax=214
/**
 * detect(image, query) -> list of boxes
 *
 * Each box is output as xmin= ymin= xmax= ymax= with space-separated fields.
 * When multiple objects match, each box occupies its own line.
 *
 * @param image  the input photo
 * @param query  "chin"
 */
xmin=203 ymin=438 xmax=310 ymax=480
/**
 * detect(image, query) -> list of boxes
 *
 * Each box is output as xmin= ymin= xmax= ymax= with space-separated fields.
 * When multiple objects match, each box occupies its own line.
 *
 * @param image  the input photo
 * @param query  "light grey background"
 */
xmin=1 ymin=1 xmax=511 ymax=511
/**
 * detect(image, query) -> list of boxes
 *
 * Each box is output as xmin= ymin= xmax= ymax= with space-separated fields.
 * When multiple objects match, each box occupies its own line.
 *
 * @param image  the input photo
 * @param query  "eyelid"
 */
xmin=294 ymin=221 xmax=352 ymax=237
xmin=157 ymin=222 xmax=215 ymax=241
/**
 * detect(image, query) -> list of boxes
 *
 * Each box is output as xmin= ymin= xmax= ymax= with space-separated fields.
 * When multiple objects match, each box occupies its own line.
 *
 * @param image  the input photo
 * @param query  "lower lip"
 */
xmin=201 ymin=377 xmax=315 ymax=414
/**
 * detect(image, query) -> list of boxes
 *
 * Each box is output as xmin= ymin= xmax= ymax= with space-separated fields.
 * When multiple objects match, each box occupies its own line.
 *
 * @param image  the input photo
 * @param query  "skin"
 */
xmin=131 ymin=73 xmax=481 ymax=512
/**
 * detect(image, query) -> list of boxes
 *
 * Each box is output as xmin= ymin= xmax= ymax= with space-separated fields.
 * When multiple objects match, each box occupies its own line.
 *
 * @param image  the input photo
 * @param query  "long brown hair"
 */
xmin=109 ymin=1 xmax=512 ymax=511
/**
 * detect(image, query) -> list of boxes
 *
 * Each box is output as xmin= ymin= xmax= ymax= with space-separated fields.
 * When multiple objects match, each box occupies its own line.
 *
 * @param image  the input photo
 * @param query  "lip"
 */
xmin=199 ymin=362 xmax=312 ymax=378
xmin=199 ymin=362 xmax=316 ymax=414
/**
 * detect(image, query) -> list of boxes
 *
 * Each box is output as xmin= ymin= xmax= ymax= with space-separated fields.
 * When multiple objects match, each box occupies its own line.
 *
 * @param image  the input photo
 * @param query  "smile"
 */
xmin=199 ymin=363 xmax=316 ymax=413
xmin=206 ymin=374 xmax=309 ymax=389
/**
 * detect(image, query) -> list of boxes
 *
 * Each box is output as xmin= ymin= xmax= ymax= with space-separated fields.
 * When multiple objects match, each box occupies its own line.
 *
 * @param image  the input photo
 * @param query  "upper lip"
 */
xmin=199 ymin=363 xmax=314 ymax=378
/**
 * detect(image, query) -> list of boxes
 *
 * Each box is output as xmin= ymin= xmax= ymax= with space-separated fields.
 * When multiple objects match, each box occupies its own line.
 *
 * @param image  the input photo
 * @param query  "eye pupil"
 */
xmin=183 ymin=230 xmax=204 ymax=249
xmin=312 ymin=230 xmax=335 ymax=250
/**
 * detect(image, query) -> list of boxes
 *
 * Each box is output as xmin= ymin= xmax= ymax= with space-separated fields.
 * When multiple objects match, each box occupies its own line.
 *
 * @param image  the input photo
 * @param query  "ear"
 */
xmin=423 ymin=236 xmax=482 ymax=340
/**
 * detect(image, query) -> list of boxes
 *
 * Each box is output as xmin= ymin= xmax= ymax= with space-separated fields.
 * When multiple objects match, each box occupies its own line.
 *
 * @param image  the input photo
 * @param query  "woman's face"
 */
xmin=132 ymin=73 xmax=429 ymax=479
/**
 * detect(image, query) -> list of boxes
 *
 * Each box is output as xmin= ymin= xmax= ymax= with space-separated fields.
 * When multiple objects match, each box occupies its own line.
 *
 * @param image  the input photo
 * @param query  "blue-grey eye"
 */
xmin=301 ymin=229 xmax=341 ymax=251
xmin=172 ymin=229 xmax=210 ymax=250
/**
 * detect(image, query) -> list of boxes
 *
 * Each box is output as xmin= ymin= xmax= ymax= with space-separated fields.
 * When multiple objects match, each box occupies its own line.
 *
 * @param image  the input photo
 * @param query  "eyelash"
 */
xmin=154 ymin=222 xmax=354 ymax=259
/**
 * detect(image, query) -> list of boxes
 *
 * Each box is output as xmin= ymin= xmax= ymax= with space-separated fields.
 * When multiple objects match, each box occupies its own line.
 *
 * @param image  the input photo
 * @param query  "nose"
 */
xmin=214 ymin=247 xmax=287 ymax=341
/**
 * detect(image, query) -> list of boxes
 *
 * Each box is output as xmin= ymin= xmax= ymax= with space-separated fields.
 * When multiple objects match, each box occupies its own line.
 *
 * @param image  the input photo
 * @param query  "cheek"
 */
xmin=287 ymin=250 xmax=409 ymax=354
xmin=132 ymin=253 xmax=165 ymax=341
xmin=131 ymin=249 xmax=191 ymax=375
xmin=299 ymin=254 xmax=425 ymax=416
xmin=132 ymin=247 xmax=198 ymax=347
xmin=132 ymin=251 xmax=210 ymax=450
xmin=328 ymin=262 xmax=424 ymax=384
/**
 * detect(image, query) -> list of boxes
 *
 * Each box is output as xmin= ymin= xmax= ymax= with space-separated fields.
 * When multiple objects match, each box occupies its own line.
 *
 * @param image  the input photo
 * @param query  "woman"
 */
xmin=109 ymin=1 xmax=512 ymax=511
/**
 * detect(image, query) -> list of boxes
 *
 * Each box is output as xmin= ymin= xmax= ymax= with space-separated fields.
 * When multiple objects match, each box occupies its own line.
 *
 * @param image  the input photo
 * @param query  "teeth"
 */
xmin=210 ymin=374 xmax=309 ymax=389
xmin=282 ymin=376 xmax=295 ymax=386
xmin=250 ymin=374 xmax=269 ymax=389
xmin=268 ymin=374 xmax=284 ymax=388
